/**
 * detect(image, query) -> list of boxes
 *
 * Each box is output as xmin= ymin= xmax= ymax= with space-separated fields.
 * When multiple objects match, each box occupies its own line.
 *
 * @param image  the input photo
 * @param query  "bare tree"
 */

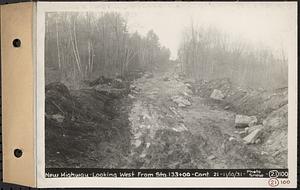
xmin=178 ymin=25 xmax=288 ymax=90
xmin=45 ymin=12 xmax=171 ymax=87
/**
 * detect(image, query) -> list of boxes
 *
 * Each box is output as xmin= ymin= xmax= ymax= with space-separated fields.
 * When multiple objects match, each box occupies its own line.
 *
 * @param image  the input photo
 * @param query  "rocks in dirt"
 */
xmin=243 ymin=127 xmax=263 ymax=144
xmin=260 ymin=105 xmax=287 ymax=168
xmin=149 ymin=91 xmax=159 ymax=95
xmin=128 ymin=94 xmax=135 ymax=99
xmin=134 ymin=140 xmax=142 ymax=147
xmin=140 ymin=128 xmax=197 ymax=168
xmin=131 ymin=89 xmax=140 ymax=95
xmin=130 ymin=84 xmax=141 ymax=93
xmin=51 ymin=114 xmax=65 ymax=123
xmin=224 ymin=105 xmax=230 ymax=110
xmin=134 ymin=132 xmax=142 ymax=139
xmin=88 ymin=76 xmax=126 ymax=89
xmin=266 ymin=139 xmax=272 ymax=144
xmin=94 ymin=84 xmax=129 ymax=98
xmin=110 ymin=78 xmax=126 ymax=89
xmin=86 ymin=76 xmax=112 ymax=86
xmin=261 ymin=151 xmax=268 ymax=155
xmin=141 ymin=113 xmax=151 ymax=121
xmin=193 ymin=78 xmax=287 ymax=123
xmin=255 ymin=138 xmax=261 ymax=144
xmin=235 ymin=114 xmax=257 ymax=128
xmin=207 ymin=155 xmax=216 ymax=160
xmin=169 ymin=106 xmax=182 ymax=118
xmin=140 ymin=152 xmax=147 ymax=158
xmin=185 ymin=83 xmax=192 ymax=89
xmin=45 ymin=82 xmax=75 ymax=117
xmin=163 ymin=76 xmax=170 ymax=81
xmin=172 ymin=123 xmax=188 ymax=132
xmin=247 ymin=125 xmax=263 ymax=134
xmin=272 ymin=150 xmax=281 ymax=157
xmin=181 ymin=91 xmax=191 ymax=98
xmin=45 ymin=80 xmax=132 ymax=168
xmin=115 ymin=78 xmax=123 ymax=83
xmin=87 ymin=76 xmax=130 ymax=98
xmin=176 ymin=77 xmax=287 ymax=168
xmin=148 ymin=87 xmax=159 ymax=96
xmin=193 ymin=78 xmax=231 ymax=98
xmin=210 ymin=89 xmax=225 ymax=100
xmin=263 ymin=105 xmax=287 ymax=129
xmin=144 ymin=72 xmax=154 ymax=79
xmin=237 ymin=124 xmax=264 ymax=141
xmin=171 ymin=95 xmax=191 ymax=107
xmin=239 ymin=131 xmax=247 ymax=137
xmin=146 ymin=142 xmax=151 ymax=148
xmin=130 ymin=84 xmax=136 ymax=90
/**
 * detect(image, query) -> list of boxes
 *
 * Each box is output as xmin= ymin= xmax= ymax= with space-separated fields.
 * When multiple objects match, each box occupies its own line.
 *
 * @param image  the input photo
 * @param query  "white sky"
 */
xmin=42 ymin=2 xmax=297 ymax=60
xmin=119 ymin=2 xmax=297 ymax=60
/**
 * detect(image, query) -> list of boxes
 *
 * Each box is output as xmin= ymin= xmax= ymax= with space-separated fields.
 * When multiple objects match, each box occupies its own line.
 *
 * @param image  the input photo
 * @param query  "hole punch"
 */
xmin=14 ymin=149 xmax=23 ymax=158
xmin=12 ymin=39 xmax=21 ymax=47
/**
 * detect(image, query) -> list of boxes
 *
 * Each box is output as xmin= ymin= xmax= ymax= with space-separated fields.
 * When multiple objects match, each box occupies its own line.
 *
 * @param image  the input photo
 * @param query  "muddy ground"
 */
xmin=46 ymin=64 xmax=287 ymax=169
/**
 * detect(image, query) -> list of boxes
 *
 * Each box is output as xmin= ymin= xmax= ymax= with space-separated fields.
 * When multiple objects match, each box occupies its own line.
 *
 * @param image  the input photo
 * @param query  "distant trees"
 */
xmin=45 ymin=12 xmax=170 ymax=87
xmin=178 ymin=25 xmax=288 ymax=90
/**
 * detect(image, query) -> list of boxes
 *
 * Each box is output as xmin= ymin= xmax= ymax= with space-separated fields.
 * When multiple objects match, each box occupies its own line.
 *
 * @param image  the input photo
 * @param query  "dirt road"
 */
xmin=46 ymin=64 xmax=286 ymax=169
xmin=125 ymin=66 xmax=267 ymax=169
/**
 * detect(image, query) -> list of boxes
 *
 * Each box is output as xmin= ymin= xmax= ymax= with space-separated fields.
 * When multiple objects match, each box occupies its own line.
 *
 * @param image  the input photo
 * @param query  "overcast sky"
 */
xmin=118 ymin=2 xmax=296 ymax=60
xmin=42 ymin=2 xmax=297 ymax=60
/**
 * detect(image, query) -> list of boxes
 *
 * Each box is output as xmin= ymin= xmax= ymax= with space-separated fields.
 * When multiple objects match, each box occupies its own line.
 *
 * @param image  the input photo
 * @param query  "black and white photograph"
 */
xmin=43 ymin=2 xmax=294 ymax=173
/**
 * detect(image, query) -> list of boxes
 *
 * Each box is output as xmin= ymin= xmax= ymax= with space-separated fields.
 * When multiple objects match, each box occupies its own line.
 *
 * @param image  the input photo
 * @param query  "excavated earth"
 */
xmin=46 ymin=65 xmax=287 ymax=169
xmin=125 ymin=65 xmax=287 ymax=169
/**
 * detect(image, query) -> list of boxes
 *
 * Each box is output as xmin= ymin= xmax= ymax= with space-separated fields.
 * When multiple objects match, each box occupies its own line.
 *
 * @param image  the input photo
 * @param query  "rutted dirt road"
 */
xmin=125 ymin=66 xmax=268 ymax=169
xmin=46 ymin=64 xmax=287 ymax=169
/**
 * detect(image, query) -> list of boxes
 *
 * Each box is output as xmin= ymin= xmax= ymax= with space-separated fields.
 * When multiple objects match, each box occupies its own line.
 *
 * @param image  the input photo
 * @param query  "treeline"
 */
xmin=45 ymin=12 xmax=170 ymax=87
xmin=178 ymin=26 xmax=288 ymax=90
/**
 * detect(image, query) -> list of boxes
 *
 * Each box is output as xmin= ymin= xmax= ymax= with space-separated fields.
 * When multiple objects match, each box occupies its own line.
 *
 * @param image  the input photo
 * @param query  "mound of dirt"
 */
xmin=191 ymin=78 xmax=288 ymax=122
xmin=191 ymin=78 xmax=232 ymax=98
xmin=189 ymin=78 xmax=288 ymax=168
xmin=45 ymin=82 xmax=75 ymax=117
xmin=45 ymin=81 xmax=132 ymax=168
xmin=260 ymin=104 xmax=288 ymax=168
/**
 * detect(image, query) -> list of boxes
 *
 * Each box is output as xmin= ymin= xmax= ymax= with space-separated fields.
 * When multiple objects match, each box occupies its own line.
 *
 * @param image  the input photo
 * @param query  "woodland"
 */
xmin=45 ymin=12 xmax=288 ymax=169
xmin=45 ymin=12 xmax=170 ymax=87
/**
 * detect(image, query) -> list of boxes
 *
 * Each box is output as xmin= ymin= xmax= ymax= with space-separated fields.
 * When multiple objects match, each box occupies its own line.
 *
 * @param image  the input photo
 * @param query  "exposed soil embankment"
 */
xmin=46 ymin=67 xmax=288 ymax=169
xmin=45 ymin=78 xmax=133 ymax=168
xmin=187 ymin=78 xmax=288 ymax=168
xmin=190 ymin=78 xmax=287 ymax=121
xmin=125 ymin=72 xmax=268 ymax=169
